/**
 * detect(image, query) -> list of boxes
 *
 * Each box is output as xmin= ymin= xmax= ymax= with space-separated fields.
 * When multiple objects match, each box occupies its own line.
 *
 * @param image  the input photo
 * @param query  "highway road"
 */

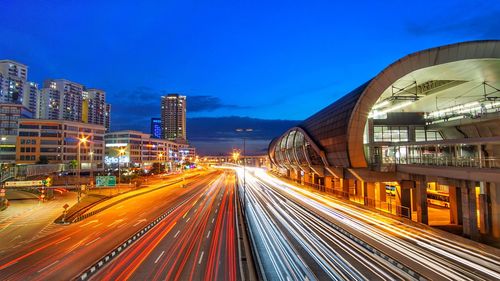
xmin=240 ymin=167 xmax=500 ymax=281
xmin=0 ymin=170 xmax=222 ymax=280
xmin=94 ymin=171 xmax=241 ymax=281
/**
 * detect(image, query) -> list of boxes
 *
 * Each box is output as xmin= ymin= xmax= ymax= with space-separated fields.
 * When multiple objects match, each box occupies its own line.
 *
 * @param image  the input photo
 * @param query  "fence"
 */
xmin=278 ymin=173 xmax=411 ymax=219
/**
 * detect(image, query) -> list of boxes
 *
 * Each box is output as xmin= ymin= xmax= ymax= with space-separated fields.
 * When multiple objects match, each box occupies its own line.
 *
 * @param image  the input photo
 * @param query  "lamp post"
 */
xmin=158 ymin=153 xmax=164 ymax=173
xmin=118 ymin=147 xmax=126 ymax=185
xmin=235 ymin=128 xmax=253 ymax=214
xmin=89 ymin=151 xmax=94 ymax=186
xmin=77 ymin=136 xmax=88 ymax=203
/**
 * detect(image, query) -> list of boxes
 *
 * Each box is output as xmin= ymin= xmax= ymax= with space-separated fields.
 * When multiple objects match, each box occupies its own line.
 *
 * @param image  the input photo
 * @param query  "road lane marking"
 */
xmin=154 ymin=251 xmax=165 ymax=264
xmin=133 ymin=219 xmax=147 ymax=227
xmin=79 ymin=220 xmax=99 ymax=228
xmin=183 ymin=211 xmax=189 ymax=218
xmin=206 ymin=230 xmax=211 ymax=239
xmin=55 ymin=236 xmax=71 ymax=245
xmin=186 ymin=217 xmax=190 ymax=223
xmin=174 ymin=230 xmax=180 ymax=238
xmin=85 ymin=237 xmax=101 ymax=246
xmin=38 ymin=260 xmax=59 ymax=273
xmin=212 ymin=218 xmax=215 ymax=223
xmin=198 ymin=251 xmax=204 ymax=264
xmin=92 ymin=223 xmax=103 ymax=228
xmin=10 ymin=235 xmax=21 ymax=242
xmin=107 ymin=219 xmax=124 ymax=227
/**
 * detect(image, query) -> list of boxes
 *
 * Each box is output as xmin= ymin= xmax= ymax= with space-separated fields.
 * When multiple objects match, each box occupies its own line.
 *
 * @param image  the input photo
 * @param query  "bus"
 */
xmin=427 ymin=190 xmax=450 ymax=208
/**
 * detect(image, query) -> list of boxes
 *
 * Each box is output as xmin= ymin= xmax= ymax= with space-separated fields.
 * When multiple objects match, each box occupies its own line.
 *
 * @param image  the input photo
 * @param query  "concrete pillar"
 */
xmin=374 ymin=182 xmax=386 ymax=203
xmin=415 ymin=178 xmax=428 ymax=224
xmin=490 ymin=182 xmax=500 ymax=239
xmin=400 ymin=180 xmax=413 ymax=218
xmin=325 ymin=176 xmax=333 ymax=191
xmin=461 ymin=180 xmax=479 ymax=240
xmin=340 ymin=178 xmax=349 ymax=198
xmin=366 ymin=182 xmax=376 ymax=200
xmin=477 ymin=182 xmax=490 ymax=235
xmin=304 ymin=173 xmax=311 ymax=185
xmin=354 ymin=180 xmax=363 ymax=197
xmin=449 ymin=185 xmax=462 ymax=225
xmin=360 ymin=181 xmax=369 ymax=206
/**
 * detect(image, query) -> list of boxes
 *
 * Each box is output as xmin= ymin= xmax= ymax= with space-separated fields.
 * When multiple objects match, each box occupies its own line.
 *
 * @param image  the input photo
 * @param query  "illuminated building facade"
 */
xmin=161 ymin=94 xmax=186 ymax=142
xmin=269 ymin=40 xmax=500 ymax=240
xmin=16 ymin=119 xmax=105 ymax=170
xmin=104 ymin=130 xmax=183 ymax=170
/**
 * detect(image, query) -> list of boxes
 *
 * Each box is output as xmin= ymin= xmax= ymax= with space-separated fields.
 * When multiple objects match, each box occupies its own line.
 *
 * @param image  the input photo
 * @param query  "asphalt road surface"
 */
xmin=241 ymin=167 xmax=500 ymax=281
xmin=94 ymin=171 xmax=241 ymax=281
xmin=0 ymin=170 xmax=222 ymax=280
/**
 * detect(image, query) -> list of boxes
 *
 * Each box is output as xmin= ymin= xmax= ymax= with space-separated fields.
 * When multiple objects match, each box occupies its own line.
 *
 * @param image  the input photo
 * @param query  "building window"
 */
xmin=373 ymin=126 xmax=408 ymax=142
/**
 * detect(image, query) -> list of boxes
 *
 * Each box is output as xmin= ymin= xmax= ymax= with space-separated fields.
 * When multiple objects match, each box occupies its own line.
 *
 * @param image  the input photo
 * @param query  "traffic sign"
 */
xmin=96 ymin=176 xmax=116 ymax=187
xmin=5 ymin=180 xmax=44 ymax=187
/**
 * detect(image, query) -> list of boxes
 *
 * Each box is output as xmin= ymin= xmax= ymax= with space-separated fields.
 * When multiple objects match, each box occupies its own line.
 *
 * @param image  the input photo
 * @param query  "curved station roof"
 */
xmin=269 ymin=40 xmax=500 ymax=173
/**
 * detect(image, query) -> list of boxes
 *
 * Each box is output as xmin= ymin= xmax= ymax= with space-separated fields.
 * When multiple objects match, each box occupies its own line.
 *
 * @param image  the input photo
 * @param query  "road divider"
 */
xmin=61 ymin=173 xmax=202 ymax=224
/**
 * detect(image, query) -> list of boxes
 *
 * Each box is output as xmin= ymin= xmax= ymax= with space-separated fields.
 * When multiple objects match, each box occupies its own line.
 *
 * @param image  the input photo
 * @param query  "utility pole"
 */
xmin=236 ymin=128 xmax=253 ymax=214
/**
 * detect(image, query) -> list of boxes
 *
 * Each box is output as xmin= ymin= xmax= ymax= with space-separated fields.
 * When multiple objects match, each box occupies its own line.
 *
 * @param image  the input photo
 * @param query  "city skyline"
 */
xmin=1 ymin=1 xmax=499 ymax=155
xmin=0 ymin=2 xmax=499 ymax=281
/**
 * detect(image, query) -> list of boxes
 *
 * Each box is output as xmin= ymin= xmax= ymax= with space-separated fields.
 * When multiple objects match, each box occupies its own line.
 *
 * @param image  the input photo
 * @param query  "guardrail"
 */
xmin=59 ymin=173 xmax=201 ymax=224
xmin=272 ymin=172 xmax=412 ymax=219
xmin=235 ymin=175 xmax=266 ymax=281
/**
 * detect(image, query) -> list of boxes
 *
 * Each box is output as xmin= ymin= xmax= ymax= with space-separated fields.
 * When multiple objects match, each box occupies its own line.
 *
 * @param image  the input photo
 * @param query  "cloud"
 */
xmin=187 ymin=116 xmax=299 ymax=155
xmin=107 ymin=88 xmax=255 ymax=131
xmin=188 ymin=95 xmax=249 ymax=112
xmin=107 ymin=87 xmax=160 ymax=131
xmin=107 ymin=87 xmax=299 ymax=155
xmin=406 ymin=9 xmax=500 ymax=39
xmin=187 ymin=116 xmax=298 ymax=141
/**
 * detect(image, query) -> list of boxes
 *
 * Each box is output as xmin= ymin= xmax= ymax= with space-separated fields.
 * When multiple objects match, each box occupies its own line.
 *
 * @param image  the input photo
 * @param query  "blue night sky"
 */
xmin=1 ymin=0 xmax=499 ymax=154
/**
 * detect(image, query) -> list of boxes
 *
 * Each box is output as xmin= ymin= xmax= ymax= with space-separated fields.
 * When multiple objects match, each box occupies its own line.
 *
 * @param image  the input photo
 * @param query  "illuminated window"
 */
xmin=373 ymin=126 xmax=408 ymax=142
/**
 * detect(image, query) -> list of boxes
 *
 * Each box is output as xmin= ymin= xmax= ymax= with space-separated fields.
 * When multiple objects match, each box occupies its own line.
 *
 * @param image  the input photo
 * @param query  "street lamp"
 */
xmin=117 ymin=147 xmax=126 ymax=184
xmin=89 ymin=151 xmax=94 ymax=185
xmin=235 ymin=128 xmax=253 ymax=214
xmin=77 ymin=136 xmax=88 ymax=203
xmin=158 ymin=152 xmax=164 ymax=173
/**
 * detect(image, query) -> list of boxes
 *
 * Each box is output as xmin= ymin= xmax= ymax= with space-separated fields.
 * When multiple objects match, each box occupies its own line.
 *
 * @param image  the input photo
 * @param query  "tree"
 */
xmin=36 ymin=155 xmax=49 ymax=165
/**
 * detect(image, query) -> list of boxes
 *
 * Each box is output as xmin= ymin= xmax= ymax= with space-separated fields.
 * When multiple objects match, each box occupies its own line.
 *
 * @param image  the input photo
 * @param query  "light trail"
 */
xmin=91 ymin=171 xmax=240 ymax=281
xmin=238 ymin=167 xmax=404 ymax=281
xmin=239 ymin=167 xmax=500 ymax=281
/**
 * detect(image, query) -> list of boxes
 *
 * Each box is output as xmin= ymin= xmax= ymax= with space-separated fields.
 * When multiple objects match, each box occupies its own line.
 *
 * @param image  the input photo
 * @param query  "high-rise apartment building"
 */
xmin=150 ymin=117 xmax=161 ymax=139
xmin=83 ymin=88 xmax=106 ymax=126
xmin=104 ymin=103 xmax=111 ymax=131
xmin=0 ymin=60 xmax=27 ymax=104
xmin=40 ymin=79 xmax=83 ymax=122
xmin=23 ymin=81 xmax=39 ymax=115
xmin=161 ymin=94 xmax=186 ymax=142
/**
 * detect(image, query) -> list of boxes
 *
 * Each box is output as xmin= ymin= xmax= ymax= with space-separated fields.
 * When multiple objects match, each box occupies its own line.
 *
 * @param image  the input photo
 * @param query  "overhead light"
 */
xmin=372 ymin=100 xmax=390 ymax=110
xmin=371 ymin=101 xmax=413 ymax=118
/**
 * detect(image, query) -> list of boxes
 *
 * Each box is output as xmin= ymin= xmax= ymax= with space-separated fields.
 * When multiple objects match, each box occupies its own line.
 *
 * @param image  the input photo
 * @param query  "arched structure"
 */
xmin=268 ymin=40 xmax=500 ymax=240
